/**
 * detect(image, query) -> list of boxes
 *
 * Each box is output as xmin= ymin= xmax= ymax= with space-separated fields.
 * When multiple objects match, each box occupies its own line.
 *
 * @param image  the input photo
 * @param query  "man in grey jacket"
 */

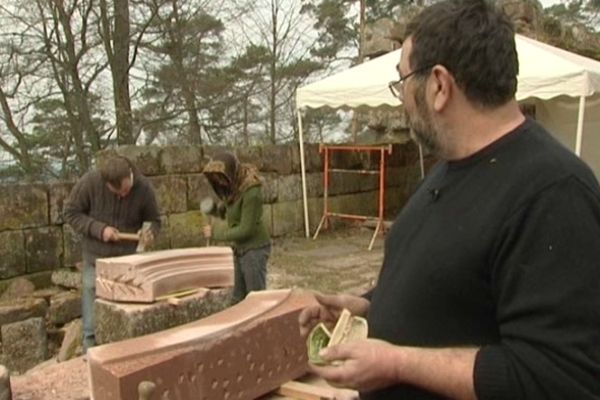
xmin=64 ymin=155 xmax=161 ymax=351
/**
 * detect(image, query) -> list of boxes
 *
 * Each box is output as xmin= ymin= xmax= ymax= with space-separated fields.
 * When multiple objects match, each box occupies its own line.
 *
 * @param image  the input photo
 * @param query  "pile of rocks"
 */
xmin=0 ymin=268 xmax=83 ymax=376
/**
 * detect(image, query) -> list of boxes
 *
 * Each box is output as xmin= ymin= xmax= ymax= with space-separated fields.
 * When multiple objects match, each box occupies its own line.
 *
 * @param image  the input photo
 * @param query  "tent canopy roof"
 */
xmin=296 ymin=35 xmax=600 ymax=111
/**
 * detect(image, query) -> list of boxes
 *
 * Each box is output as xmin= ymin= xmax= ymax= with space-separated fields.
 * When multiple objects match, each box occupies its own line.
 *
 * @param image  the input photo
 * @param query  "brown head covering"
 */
xmin=203 ymin=152 xmax=261 ymax=203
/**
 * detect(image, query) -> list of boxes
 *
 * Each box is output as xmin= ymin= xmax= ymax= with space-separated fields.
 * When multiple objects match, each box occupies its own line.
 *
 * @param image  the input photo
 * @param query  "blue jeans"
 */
xmin=82 ymin=252 xmax=98 ymax=352
xmin=233 ymin=244 xmax=271 ymax=303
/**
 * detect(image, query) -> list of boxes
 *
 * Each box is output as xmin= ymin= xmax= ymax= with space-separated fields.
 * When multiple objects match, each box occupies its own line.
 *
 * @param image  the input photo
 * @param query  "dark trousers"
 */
xmin=233 ymin=244 xmax=271 ymax=303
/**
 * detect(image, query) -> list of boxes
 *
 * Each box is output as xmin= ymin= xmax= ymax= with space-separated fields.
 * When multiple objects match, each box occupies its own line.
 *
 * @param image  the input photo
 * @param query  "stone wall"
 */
xmin=0 ymin=142 xmax=421 ymax=292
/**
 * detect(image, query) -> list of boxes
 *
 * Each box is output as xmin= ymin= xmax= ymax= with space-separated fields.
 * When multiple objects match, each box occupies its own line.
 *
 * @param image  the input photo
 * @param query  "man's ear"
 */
xmin=430 ymin=65 xmax=453 ymax=112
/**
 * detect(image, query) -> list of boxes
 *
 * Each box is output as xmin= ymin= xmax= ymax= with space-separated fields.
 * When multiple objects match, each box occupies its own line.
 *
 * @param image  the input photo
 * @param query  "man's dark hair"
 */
xmin=405 ymin=0 xmax=518 ymax=108
xmin=99 ymin=156 xmax=132 ymax=189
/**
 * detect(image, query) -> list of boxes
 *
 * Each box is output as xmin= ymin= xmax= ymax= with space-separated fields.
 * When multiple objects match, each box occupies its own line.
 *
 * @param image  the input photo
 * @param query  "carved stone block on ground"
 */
xmin=95 ymin=288 xmax=231 ymax=344
xmin=1 ymin=318 xmax=47 ymax=374
xmin=88 ymin=289 xmax=317 ymax=400
xmin=95 ymin=247 xmax=234 ymax=303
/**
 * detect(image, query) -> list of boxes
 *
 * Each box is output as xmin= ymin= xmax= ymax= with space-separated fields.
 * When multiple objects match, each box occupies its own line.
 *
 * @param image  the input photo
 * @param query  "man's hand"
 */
xmin=102 ymin=226 xmax=119 ymax=242
xmin=313 ymin=342 xmax=479 ymax=400
xmin=310 ymin=339 xmax=401 ymax=392
xmin=299 ymin=292 xmax=370 ymax=337
xmin=202 ymin=224 xmax=212 ymax=239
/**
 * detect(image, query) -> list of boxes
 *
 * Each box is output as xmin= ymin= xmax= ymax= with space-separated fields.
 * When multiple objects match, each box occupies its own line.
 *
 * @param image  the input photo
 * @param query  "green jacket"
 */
xmin=213 ymin=185 xmax=270 ymax=253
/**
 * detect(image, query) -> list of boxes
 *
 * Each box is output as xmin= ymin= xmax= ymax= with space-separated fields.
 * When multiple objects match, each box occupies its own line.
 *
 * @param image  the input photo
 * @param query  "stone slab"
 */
xmin=24 ymin=227 xmax=62 ymax=274
xmin=0 ymin=278 xmax=35 ymax=302
xmin=150 ymin=175 xmax=188 ymax=214
xmin=48 ymin=291 xmax=81 ymax=325
xmin=57 ymin=319 xmax=83 ymax=362
xmin=51 ymin=269 xmax=82 ymax=290
xmin=0 ymin=298 xmax=47 ymax=327
xmin=161 ymin=146 xmax=203 ymax=174
xmin=1 ymin=318 xmax=47 ymax=374
xmin=95 ymin=288 xmax=231 ymax=344
xmin=88 ymin=289 xmax=318 ymax=400
xmin=0 ymin=184 xmax=47 ymax=231
xmin=0 ymin=231 xmax=26 ymax=280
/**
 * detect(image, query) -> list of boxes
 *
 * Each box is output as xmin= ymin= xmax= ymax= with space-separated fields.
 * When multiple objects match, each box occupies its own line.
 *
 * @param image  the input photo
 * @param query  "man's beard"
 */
xmin=404 ymin=83 xmax=440 ymax=156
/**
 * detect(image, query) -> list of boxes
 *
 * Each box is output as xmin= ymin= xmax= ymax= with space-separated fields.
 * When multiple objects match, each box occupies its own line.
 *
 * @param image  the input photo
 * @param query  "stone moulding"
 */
xmin=87 ymin=289 xmax=318 ymax=400
xmin=95 ymin=247 xmax=234 ymax=303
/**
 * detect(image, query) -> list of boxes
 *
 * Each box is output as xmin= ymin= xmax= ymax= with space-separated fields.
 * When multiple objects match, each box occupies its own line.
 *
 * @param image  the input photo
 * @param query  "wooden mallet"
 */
xmin=116 ymin=222 xmax=152 ymax=252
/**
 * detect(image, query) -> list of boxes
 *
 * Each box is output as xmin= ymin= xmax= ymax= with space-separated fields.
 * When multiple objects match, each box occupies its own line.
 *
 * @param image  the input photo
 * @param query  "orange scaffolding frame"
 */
xmin=313 ymin=144 xmax=393 ymax=250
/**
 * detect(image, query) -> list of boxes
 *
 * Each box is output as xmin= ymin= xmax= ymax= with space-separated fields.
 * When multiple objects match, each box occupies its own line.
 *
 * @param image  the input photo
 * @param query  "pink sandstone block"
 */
xmin=95 ymin=247 xmax=234 ymax=303
xmin=87 ymin=289 xmax=317 ymax=400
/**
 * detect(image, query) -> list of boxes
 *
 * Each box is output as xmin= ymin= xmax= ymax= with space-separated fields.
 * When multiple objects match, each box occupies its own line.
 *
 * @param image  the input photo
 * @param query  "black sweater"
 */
xmin=64 ymin=169 xmax=161 ymax=258
xmin=364 ymin=119 xmax=600 ymax=399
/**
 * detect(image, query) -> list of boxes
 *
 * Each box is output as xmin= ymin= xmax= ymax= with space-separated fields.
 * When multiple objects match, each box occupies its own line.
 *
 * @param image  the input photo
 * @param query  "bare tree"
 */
xmin=37 ymin=0 xmax=106 ymax=170
xmin=0 ymin=0 xmax=110 ymax=177
xmin=236 ymin=0 xmax=325 ymax=144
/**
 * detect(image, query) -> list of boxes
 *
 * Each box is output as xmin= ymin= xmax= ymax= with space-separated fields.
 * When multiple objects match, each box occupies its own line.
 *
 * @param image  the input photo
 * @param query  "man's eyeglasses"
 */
xmin=388 ymin=64 xmax=435 ymax=101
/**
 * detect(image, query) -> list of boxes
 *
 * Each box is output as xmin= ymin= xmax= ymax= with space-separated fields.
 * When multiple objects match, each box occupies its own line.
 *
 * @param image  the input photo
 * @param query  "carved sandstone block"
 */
xmin=96 ymin=247 xmax=234 ymax=303
xmin=88 ymin=289 xmax=317 ymax=400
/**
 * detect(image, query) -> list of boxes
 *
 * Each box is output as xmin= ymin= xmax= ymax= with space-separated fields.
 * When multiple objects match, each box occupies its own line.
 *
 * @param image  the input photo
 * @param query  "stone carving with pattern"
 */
xmin=95 ymin=247 xmax=234 ymax=303
xmin=87 ymin=289 xmax=317 ymax=400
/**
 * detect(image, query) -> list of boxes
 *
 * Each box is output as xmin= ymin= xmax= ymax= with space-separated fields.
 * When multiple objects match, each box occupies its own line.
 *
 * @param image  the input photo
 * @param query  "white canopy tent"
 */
xmin=295 ymin=34 xmax=600 ymax=237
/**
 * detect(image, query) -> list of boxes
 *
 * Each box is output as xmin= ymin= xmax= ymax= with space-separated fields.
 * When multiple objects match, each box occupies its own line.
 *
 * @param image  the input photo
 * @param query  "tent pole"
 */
xmin=297 ymin=109 xmax=310 ymax=238
xmin=418 ymin=144 xmax=425 ymax=179
xmin=575 ymin=95 xmax=586 ymax=157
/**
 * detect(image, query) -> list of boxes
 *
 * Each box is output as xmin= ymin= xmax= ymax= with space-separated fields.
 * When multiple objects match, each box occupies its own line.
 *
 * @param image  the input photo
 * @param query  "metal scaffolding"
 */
xmin=313 ymin=144 xmax=392 ymax=250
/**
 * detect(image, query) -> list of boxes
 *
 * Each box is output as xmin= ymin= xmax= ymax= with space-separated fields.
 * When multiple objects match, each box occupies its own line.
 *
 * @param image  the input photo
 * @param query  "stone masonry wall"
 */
xmin=0 ymin=142 xmax=422 ymax=292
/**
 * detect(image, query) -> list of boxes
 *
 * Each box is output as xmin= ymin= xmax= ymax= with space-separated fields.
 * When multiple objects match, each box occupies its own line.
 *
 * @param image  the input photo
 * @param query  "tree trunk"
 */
xmin=100 ymin=0 xmax=134 ymax=145
xmin=269 ymin=1 xmax=278 ymax=144
xmin=242 ymin=95 xmax=249 ymax=146
xmin=113 ymin=0 xmax=134 ymax=145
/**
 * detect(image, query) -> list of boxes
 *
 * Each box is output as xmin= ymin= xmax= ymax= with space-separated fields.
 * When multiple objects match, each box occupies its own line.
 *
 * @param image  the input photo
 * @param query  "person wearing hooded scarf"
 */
xmin=202 ymin=152 xmax=271 ymax=303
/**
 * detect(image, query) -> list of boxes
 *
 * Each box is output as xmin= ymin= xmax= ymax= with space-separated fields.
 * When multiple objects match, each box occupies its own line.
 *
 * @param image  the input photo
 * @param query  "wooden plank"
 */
xmin=276 ymin=381 xmax=336 ymax=400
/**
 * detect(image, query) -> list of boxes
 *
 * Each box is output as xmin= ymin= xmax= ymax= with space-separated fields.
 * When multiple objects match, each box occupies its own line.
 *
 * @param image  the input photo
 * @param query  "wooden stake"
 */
xmin=276 ymin=381 xmax=336 ymax=400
